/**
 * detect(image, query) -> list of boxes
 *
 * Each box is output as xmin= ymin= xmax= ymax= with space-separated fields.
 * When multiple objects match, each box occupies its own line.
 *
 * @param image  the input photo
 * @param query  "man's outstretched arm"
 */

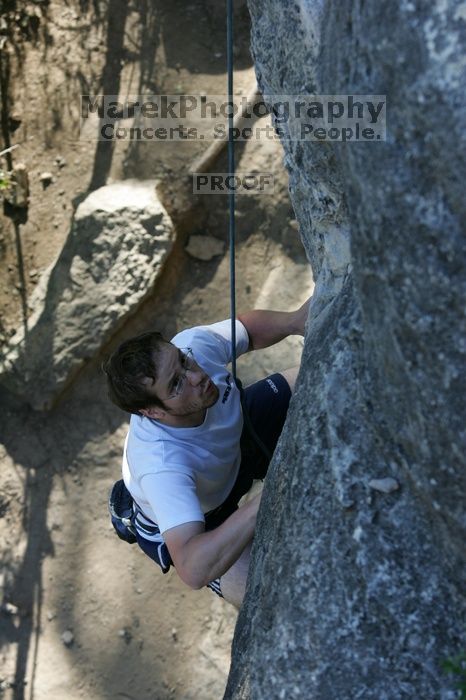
xmin=163 ymin=492 xmax=261 ymax=590
xmin=237 ymin=296 xmax=310 ymax=351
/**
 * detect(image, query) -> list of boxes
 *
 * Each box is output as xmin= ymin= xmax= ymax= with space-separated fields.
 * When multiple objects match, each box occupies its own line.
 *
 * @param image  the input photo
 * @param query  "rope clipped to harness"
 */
xmin=236 ymin=377 xmax=272 ymax=461
xmin=107 ymin=4 xmax=271 ymax=556
xmin=226 ymin=1 xmax=271 ymax=462
xmin=227 ymin=0 xmax=237 ymax=381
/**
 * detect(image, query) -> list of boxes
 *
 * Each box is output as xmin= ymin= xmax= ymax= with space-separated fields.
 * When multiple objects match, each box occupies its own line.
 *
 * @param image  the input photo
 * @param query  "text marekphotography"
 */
xmin=80 ymin=94 xmax=386 ymax=143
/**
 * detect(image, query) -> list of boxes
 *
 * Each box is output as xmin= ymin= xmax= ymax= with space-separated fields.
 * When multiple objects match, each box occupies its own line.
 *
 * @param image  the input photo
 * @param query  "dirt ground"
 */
xmin=0 ymin=2 xmax=313 ymax=698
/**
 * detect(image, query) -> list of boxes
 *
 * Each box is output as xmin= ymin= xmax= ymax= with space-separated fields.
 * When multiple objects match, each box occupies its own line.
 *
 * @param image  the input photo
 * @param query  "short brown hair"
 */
xmin=102 ymin=331 xmax=168 ymax=414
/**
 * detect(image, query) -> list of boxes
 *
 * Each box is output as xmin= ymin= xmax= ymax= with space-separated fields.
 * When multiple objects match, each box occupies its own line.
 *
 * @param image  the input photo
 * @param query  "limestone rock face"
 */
xmin=0 ymin=180 xmax=174 ymax=409
xmin=225 ymin=2 xmax=466 ymax=699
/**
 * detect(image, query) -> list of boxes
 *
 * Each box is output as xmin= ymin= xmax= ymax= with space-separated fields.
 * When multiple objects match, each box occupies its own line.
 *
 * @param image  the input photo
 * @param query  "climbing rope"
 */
xmin=227 ymin=0 xmax=237 ymax=380
xmin=226 ymin=3 xmax=272 ymax=461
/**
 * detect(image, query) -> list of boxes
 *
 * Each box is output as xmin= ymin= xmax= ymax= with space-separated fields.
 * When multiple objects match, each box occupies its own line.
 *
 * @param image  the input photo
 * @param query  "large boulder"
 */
xmin=225 ymin=1 xmax=466 ymax=699
xmin=0 ymin=180 xmax=175 ymax=409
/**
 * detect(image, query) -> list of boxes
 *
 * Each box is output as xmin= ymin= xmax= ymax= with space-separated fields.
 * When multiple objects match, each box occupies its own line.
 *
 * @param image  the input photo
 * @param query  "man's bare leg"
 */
xmin=219 ymin=541 xmax=253 ymax=608
xmin=279 ymin=366 xmax=299 ymax=393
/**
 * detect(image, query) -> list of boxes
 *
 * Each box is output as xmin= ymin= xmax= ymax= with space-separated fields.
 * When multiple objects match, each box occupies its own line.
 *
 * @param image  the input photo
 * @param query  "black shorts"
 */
xmin=204 ymin=372 xmax=291 ymax=530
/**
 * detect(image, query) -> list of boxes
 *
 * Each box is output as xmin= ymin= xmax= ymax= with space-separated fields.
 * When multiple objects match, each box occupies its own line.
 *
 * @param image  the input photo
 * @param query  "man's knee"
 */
xmin=219 ymin=542 xmax=252 ymax=608
xmin=279 ymin=366 xmax=299 ymax=393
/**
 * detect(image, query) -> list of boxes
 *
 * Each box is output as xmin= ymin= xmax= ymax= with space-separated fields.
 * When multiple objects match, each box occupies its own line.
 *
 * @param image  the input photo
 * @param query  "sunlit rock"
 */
xmin=0 ymin=180 xmax=174 ymax=409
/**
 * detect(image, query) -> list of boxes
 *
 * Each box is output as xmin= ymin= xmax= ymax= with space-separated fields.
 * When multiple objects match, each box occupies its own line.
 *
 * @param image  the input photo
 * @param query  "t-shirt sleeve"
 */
xmin=206 ymin=319 xmax=250 ymax=358
xmin=173 ymin=319 xmax=249 ymax=365
xmin=140 ymin=470 xmax=205 ymax=534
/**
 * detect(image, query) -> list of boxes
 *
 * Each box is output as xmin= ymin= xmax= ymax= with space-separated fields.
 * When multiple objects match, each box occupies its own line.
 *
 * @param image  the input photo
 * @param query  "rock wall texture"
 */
xmin=0 ymin=181 xmax=174 ymax=409
xmin=225 ymin=2 xmax=466 ymax=699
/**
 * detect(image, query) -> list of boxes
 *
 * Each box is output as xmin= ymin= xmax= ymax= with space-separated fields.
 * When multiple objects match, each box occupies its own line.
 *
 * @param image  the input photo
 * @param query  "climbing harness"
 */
xmin=108 ymin=478 xmax=137 ymax=543
xmin=108 ymin=479 xmax=173 ymax=573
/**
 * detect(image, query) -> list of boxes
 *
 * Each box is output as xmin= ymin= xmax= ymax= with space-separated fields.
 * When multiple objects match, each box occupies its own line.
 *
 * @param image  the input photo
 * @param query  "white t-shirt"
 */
xmin=122 ymin=319 xmax=250 ymax=535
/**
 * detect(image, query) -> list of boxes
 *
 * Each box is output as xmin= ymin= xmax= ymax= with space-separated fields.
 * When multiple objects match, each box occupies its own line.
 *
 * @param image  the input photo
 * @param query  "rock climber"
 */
xmin=103 ymin=299 xmax=309 ymax=607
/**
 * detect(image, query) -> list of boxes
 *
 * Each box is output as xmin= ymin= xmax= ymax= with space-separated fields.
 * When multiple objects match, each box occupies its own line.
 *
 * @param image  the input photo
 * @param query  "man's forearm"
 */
xmin=238 ymin=299 xmax=309 ymax=351
xmin=179 ymin=494 xmax=260 ymax=588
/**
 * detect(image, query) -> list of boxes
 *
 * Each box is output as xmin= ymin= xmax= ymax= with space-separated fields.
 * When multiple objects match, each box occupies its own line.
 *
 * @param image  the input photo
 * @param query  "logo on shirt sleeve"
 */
xmin=222 ymin=374 xmax=232 ymax=403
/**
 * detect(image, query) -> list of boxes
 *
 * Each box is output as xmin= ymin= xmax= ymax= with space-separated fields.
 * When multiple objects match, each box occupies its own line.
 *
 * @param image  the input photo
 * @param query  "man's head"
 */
xmin=102 ymin=331 xmax=168 ymax=415
xmin=103 ymin=331 xmax=220 ymax=425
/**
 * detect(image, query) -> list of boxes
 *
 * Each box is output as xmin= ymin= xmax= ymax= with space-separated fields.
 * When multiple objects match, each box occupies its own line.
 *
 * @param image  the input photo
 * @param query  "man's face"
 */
xmin=142 ymin=343 xmax=219 ymax=426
